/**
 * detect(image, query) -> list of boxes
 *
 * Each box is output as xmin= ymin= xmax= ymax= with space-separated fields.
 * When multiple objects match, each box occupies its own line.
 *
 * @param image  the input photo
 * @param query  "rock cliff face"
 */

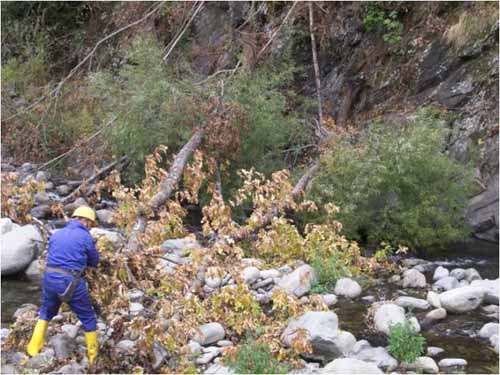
xmin=189 ymin=2 xmax=499 ymax=242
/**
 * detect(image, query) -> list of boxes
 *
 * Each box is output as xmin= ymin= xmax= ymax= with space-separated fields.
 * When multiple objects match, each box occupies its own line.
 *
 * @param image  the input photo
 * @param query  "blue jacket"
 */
xmin=46 ymin=220 xmax=99 ymax=272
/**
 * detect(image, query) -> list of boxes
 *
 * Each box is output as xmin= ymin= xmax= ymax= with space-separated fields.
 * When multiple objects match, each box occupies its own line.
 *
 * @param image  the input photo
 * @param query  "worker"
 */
xmin=27 ymin=206 xmax=100 ymax=364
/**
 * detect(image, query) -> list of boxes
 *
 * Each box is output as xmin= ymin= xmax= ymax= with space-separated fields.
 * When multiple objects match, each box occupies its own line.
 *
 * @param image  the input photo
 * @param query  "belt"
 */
xmin=45 ymin=266 xmax=83 ymax=302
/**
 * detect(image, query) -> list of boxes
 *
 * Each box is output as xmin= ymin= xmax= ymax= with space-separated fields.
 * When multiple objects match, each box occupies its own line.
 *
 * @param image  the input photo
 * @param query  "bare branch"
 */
xmin=309 ymin=2 xmax=325 ymax=136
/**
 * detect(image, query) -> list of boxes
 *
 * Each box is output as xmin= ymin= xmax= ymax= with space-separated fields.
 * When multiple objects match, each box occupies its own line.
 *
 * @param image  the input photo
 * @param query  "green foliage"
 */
xmin=226 ymin=342 xmax=289 ymax=374
xmin=310 ymin=108 xmax=474 ymax=251
xmin=311 ymin=252 xmax=350 ymax=293
xmin=362 ymin=4 xmax=403 ymax=45
xmin=388 ymin=322 xmax=426 ymax=363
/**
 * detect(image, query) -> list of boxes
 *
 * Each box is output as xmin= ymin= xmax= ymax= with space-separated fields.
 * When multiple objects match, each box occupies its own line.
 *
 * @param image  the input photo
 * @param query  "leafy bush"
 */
xmin=309 ymin=108 xmax=473 ymax=251
xmin=362 ymin=3 xmax=404 ymax=44
xmin=388 ymin=322 xmax=426 ymax=363
xmin=311 ymin=252 xmax=350 ymax=293
xmin=226 ymin=342 xmax=289 ymax=374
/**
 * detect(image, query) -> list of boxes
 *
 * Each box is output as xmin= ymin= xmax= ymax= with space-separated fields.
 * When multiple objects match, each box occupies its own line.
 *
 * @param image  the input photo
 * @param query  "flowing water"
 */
xmin=1 ymin=239 xmax=498 ymax=372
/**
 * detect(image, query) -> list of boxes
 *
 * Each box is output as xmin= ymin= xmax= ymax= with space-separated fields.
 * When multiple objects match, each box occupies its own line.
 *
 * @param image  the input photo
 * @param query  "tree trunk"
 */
xmin=309 ymin=3 xmax=325 ymax=137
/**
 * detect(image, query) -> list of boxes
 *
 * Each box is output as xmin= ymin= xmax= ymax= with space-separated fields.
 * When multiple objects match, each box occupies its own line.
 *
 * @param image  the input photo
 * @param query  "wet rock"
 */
xmin=49 ymin=334 xmax=76 ymax=360
xmin=193 ymin=323 xmax=225 ymax=346
xmin=321 ymin=358 xmax=383 ymax=374
xmin=242 ymin=266 xmax=260 ymax=284
xmin=414 ymin=356 xmax=439 ymax=374
xmin=281 ymin=311 xmax=340 ymax=362
xmin=1 ymin=224 xmax=42 ymax=275
xmin=479 ymin=323 xmax=499 ymax=339
xmin=277 ymin=264 xmax=317 ymax=298
xmin=395 ymin=296 xmax=430 ymax=310
xmin=464 ymin=268 xmax=482 ymax=282
xmin=402 ymin=269 xmax=426 ymax=288
xmin=426 ymin=346 xmax=444 ymax=357
xmin=433 ymin=266 xmax=449 ymax=281
xmin=490 ymin=335 xmax=499 ymax=353
xmin=129 ymin=302 xmax=144 ymax=316
xmin=450 ymin=268 xmax=466 ymax=281
xmin=440 ymin=286 xmax=486 ymax=313
xmin=24 ymin=259 xmax=43 ymax=282
xmin=481 ymin=305 xmax=499 ymax=315
xmin=427 ymin=291 xmax=442 ymax=308
xmin=96 ymin=209 xmax=114 ymax=226
xmin=26 ymin=348 xmax=56 ymax=369
xmin=351 ymin=343 xmax=398 ymax=371
xmin=322 ymin=294 xmax=338 ymax=307
xmin=90 ymin=228 xmax=124 ymax=249
xmin=334 ymin=278 xmax=362 ymax=298
xmin=432 ymin=276 xmax=459 ymax=292
xmin=116 ymin=340 xmax=136 ymax=352
xmin=205 ymin=364 xmax=234 ymax=374
xmin=470 ymin=279 xmax=499 ymax=304
xmin=425 ymin=308 xmax=447 ymax=323
xmin=373 ymin=304 xmax=406 ymax=335
xmin=438 ymin=358 xmax=467 ymax=373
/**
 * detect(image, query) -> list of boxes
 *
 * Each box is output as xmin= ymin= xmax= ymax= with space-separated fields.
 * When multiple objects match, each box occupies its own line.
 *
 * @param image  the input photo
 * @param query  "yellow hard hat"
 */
xmin=72 ymin=206 xmax=96 ymax=222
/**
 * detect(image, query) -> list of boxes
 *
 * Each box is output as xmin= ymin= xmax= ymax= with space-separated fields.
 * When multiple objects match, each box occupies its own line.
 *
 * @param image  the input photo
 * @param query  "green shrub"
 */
xmin=311 ymin=253 xmax=350 ymax=293
xmin=388 ymin=322 xmax=426 ymax=363
xmin=225 ymin=343 xmax=289 ymax=374
xmin=362 ymin=3 xmax=403 ymax=45
xmin=309 ymin=108 xmax=473 ymax=251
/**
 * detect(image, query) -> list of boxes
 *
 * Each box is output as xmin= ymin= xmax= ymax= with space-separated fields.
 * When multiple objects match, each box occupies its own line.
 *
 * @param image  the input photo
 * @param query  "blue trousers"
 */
xmin=39 ymin=272 xmax=97 ymax=332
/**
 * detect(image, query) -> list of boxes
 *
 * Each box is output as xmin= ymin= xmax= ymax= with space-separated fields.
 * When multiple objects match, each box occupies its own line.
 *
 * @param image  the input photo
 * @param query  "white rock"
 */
xmin=433 ymin=266 xmax=449 ymax=281
xmin=96 ymin=209 xmax=114 ymax=225
xmin=489 ymin=334 xmax=499 ymax=349
xmin=425 ymin=308 xmax=447 ymax=321
xmin=402 ymin=269 xmax=426 ymax=288
xmin=395 ymin=296 xmax=430 ymax=310
xmin=204 ymin=364 xmax=234 ymax=374
xmin=332 ymin=331 xmax=357 ymax=357
xmin=432 ymin=276 xmax=459 ymax=292
xmin=61 ymin=324 xmax=79 ymax=339
xmin=90 ymin=228 xmax=124 ymax=249
xmin=35 ymin=171 xmax=49 ymax=182
xmin=450 ymin=268 xmax=466 ymax=281
xmin=56 ymin=184 xmax=71 ymax=195
xmin=414 ymin=356 xmax=439 ymax=374
xmin=187 ymin=340 xmax=202 ymax=356
xmin=216 ymin=340 xmax=233 ymax=347
xmin=193 ymin=323 xmax=225 ymax=346
xmin=426 ymin=346 xmax=444 ymax=357
xmin=260 ymin=269 xmax=281 ymax=279
xmin=438 ymin=358 xmax=467 ymax=370
xmin=321 ymin=358 xmax=383 ymax=374
xmin=34 ymin=191 xmax=51 ymax=205
xmin=439 ymin=286 xmax=486 ymax=313
xmin=129 ymin=302 xmax=144 ymax=315
xmin=116 ymin=340 xmax=136 ymax=352
xmin=1 ymin=328 xmax=10 ymax=343
xmin=24 ymin=259 xmax=43 ymax=282
xmin=471 ymin=279 xmax=499 ymax=305
xmin=128 ymin=290 xmax=144 ymax=302
xmin=402 ymin=258 xmax=427 ymax=267
xmin=242 ymin=266 xmax=260 ymax=284
xmin=458 ymin=280 xmax=470 ymax=287
xmin=161 ymin=237 xmax=201 ymax=256
xmin=334 ymin=278 xmax=362 ymax=298
xmin=373 ymin=304 xmax=406 ymax=335
xmin=389 ymin=275 xmax=401 ymax=283
xmin=322 ymin=294 xmax=338 ymax=307
xmin=277 ymin=264 xmax=317 ymax=298
xmin=1 ymin=225 xmax=42 ymax=275
xmin=195 ymin=346 xmax=221 ymax=364
xmin=479 ymin=323 xmax=499 ymax=339
xmin=464 ymin=268 xmax=482 ymax=282
xmin=352 ymin=344 xmax=398 ymax=371
xmin=408 ymin=316 xmax=421 ymax=333
xmin=0 ymin=218 xmax=15 ymax=234
xmin=205 ymin=276 xmax=222 ymax=289
xmin=427 ymin=291 xmax=442 ymax=308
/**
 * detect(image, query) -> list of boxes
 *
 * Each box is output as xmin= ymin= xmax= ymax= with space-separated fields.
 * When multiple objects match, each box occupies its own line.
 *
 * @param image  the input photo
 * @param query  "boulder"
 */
xmin=187 ymin=340 xmax=202 ymax=356
xmin=30 ymin=204 xmax=52 ymax=219
xmin=129 ymin=302 xmax=144 ymax=316
xmin=433 ymin=266 xmax=449 ymax=281
xmin=26 ymin=348 xmax=56 ymax=370
xmin=438 ymin=358 xmax=467 ymax=373
xmin=34 ymin=192 xmax=51 ymax=205
xmin=195 ymin=346 xmax=221 ymax=365
xmin=432 ymin=276 xmax=459 ymax=292
xmin=96 ymin=209 xmax=114 ymax=226
xmin=152 ymin=342 xmax=169 ymax=370
xmin=53 ymin=362 xmax=85 ymax=374
xmin=479 ymin=323 xmax=499 ymax=339
xmin=116 ymin=340 xmax=136 ymax=352
xmin=450 ymin=268 xmax=466 ymax=281
xmin=402 ymin=258 xmax=427 ymax=267
xmin=260 ymin=269 xmax=281 ymax=279
xmin=242 ymin=266 xmax=260 ymax=284
xmin=373 ymin=304 xmax=406 ymax=335
xmin=425 ymin=308 xmax=447 ymax=322
xmin=414 ymin=356 xmax=439 ymax=374
xmin=24 ymin=259 xmax=43 ymax=282
xmin=464 ymin=268 xmax=482 ymax=282
xmin=56 ymin=184 xmax=71 ymax=196
xmin=35 ymin=171 xmax=49 ymax=182
xmin=427 ymin=346 xmax=444 ymax=357
xmin=471 ymin=279 xmax=499 ymax=304
xmin=1 ymin=328 xmax=10 ymax=343
xmin=351 ymin=343 xmax=398 ymax=371
xmin=402 ymin=269 xmax=426 ymax=288
xmin=193 ymin=323 xmax=225 ymax=346
xmin=49 ymin=334 xmax=75 ymax=360
xmin=161 ymin=237 xmax=201 ymax=256
xmin=205 ymin=364 xmax=235 ymax=374
xmin=458 ymin=280 xmax=469 ymax=287
xmin=322 ymin=294 xmax=338 ymax=307
xmin=334 ymin=278 xmax=362 ymax=298
xmin=90 ymin=228 xmax=124 ymax=249
xmin=490 ymin=335 xmax=499 ymax=354
xmin=281 ymin=311 xmax=341 ymax=362
xmin=395 ymin=296 xmax=430 ymax=310
xmin=1 ymin=365 xmax=18 ymax=374
xmin=277 ymin=265 xmax=317 ymax=298
xmin=128 ymin=290 xmax=145 ymax=302
xmin=439 ymin=286 xmax=486 ymax=313
xmin=1 ymin=225 xmax=42 ymax=275
xmin=321 ymin=358 xmax=383 ymax=374
xmin=427 ymin=291 xmax=442 ymax=308
xmin=0 ymin=218 xmax=17 ymax=234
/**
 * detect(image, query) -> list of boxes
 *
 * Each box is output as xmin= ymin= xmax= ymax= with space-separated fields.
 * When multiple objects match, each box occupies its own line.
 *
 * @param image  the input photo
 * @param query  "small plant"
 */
xmin=388 ymin=322 xmax=426 ymax=363
xmin=362 ymin=4 xmax=403 ymax=45
xmin=311 ymin=252 xmax=350 ymax=293
xmin=225 ymin=342 xmax=289 ymax=374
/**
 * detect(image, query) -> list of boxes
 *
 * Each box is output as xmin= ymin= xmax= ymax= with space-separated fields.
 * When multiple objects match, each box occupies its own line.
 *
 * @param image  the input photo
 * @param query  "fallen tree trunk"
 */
xmin=126 ymin=128 xmax=206 ymax=251
xmin=61 ymin=155 xmax=129 ymax=204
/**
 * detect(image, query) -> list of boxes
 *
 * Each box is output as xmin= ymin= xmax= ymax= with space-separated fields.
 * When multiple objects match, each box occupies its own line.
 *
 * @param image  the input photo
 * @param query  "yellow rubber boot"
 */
xmin=85 ymin=331 xmax=98 ymax=364
xmin=26 ymin=320 xmax=48 ymax=357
